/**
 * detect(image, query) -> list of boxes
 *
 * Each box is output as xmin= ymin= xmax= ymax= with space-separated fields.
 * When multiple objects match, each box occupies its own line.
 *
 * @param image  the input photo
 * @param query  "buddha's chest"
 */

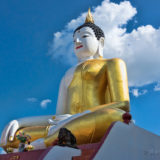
xmin=67 ymin=60 xmax=107 ymax=114
xmin=71 ymin=60 xmax=106 ymax=83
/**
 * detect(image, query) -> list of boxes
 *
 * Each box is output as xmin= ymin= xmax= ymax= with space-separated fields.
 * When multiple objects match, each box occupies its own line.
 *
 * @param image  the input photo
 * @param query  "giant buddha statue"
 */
xmin=0 ymin=9 xmax=130 ymax=151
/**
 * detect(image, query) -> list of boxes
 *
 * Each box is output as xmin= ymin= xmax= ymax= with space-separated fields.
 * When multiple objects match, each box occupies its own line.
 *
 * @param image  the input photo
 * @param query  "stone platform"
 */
xmin=1 ymin=122 xmax=160 ymax=160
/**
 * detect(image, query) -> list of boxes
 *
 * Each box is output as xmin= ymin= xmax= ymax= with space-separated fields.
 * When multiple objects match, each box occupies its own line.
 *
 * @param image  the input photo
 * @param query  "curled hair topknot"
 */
xmin=74 ymin=22 xmax=105 ymax=40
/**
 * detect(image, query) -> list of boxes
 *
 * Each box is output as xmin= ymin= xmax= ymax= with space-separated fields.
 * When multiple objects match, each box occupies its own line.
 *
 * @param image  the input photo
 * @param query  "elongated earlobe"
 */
xmin=94 ymin=37 xmax=104 ymax=58
xmin=100 ymin=37 xmax=104 ymax=48
xmin=98 ymin=46 xmax=103 ymax=57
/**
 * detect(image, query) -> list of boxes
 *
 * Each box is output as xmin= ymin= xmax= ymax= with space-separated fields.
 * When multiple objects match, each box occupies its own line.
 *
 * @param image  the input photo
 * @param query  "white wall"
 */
xmin=94 ymin=122 xmax=160 ymax=160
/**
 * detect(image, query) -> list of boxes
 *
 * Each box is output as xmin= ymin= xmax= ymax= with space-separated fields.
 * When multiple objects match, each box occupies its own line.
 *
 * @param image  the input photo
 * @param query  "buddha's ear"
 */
xmin=94 ymin=37 xmax=104 ymax=58
xmin=99 ymin=37 xmax=104 ymax=48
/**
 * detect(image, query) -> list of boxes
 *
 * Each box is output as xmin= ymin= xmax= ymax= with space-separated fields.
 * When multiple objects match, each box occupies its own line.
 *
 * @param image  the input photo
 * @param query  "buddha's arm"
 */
xmin=56 ymin=77 xmax=68 ymax=115
xmin=16 ymin=115 xmax=54 ymax=127
xmin=56 ymin=67 xmax=76 ymax=115
xmin=105 ymin=58 xmax=130 ymax=111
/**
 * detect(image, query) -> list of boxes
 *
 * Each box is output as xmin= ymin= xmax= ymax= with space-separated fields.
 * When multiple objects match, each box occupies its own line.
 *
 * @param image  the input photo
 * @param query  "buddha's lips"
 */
xmin=76 ymin=45 xmax=83 ymax=49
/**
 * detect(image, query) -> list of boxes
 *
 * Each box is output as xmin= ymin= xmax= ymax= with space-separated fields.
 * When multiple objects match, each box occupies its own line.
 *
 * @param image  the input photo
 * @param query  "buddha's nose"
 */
xmin=75 ymin=38 xmax=81 ymax=43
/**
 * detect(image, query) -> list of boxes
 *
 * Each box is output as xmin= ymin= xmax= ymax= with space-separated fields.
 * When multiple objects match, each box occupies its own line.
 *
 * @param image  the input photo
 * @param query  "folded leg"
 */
xmin=44 ymin=106 xmax=125 ymax=147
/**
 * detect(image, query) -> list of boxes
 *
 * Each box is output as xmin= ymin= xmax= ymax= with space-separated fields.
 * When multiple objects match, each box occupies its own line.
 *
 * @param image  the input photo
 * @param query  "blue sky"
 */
xmin=0 ymin=0 xmax=160 ymax=153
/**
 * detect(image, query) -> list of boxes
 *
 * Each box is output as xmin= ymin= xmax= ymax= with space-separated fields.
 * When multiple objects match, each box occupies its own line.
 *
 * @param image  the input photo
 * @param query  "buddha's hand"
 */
xmin=0 ymin=120 xmax=19 ymax=146
xmin=30 ymin=138 xmax=46 ymax=150
xmin=48 ymin=114 xmax=72 ymax=125
xmin=47 ymin=114 xmax=72 ymax=136
xmin=47 ymin=111 xmax=90 ymax=136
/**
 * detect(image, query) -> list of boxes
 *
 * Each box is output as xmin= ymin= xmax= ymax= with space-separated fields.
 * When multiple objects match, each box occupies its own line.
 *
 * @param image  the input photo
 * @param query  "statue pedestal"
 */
xmin=0 ymin=148 xmax=51 ymax=160
xmin=1 ymin=122 xmax=160 ymax=160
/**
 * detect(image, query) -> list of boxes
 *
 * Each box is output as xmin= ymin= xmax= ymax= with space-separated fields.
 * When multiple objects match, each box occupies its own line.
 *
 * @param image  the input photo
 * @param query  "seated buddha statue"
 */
xmin=0 ymin=9 xmax=130 ymax=151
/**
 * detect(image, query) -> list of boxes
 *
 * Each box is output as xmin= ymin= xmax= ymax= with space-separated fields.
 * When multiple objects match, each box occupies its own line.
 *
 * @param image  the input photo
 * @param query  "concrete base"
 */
xmin=94 ymin=122 xmax=160 ymax=160
xmin=1 ymin=122 xmax=160 ymax=160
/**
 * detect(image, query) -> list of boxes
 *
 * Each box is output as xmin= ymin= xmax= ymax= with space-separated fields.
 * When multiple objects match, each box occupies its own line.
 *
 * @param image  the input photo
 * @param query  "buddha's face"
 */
xmin=74 ymin=27 xmax=102 ymax=59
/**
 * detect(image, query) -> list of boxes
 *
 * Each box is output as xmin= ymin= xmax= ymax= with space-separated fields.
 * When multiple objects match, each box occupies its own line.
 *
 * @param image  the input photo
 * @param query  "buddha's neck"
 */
xmin=77 ymin=56 xmax=94 ymax=64
xmin=77 ymin=55 xmax=103 ymax=65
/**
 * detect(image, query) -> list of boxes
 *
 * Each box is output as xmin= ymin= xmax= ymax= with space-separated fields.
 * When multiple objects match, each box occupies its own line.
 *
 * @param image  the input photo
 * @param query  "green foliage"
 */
xmin=16 ymin=132 xmax=31 ymax=143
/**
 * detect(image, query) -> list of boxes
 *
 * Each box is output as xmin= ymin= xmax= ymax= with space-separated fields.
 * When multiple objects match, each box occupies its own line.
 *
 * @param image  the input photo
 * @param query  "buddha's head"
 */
xmin=73 ymin=9 xmax=105 ymax=60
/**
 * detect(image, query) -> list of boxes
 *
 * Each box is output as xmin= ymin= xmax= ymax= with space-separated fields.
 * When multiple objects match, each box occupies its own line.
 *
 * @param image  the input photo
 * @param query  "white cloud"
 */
xmin=40 ymin=99 xmax=52 ymax=108
xmin=154 ymin=81 xmax=160 ymax=91
xmin=118 ymin=25 xmax=160 ymax=87
xmin=27 ymin=97 xmax=53 ymax=108
xmin=27 ymin=97 xmax=38 ymax=103
xmin=49 ymin=0 xmax=160 ymax=87
xmin=131 ymin=89 xmax=148 ymax=97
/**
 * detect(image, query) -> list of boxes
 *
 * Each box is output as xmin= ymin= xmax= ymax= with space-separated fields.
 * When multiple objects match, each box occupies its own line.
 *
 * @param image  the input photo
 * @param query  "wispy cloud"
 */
xmin=49 ymin=0 xmax=160 ymax=87
xmin=27 ymin=97 xmax=52 ymax=108
xmin=40 ymin=99 xmax=52 ymax=108
xmin=154 ymin=81 xmax=160 ymax=91
xmin=131 ymin=89 xmax=148 ymax=97
xmin=27 ymin=97 xmax=38 ymax=103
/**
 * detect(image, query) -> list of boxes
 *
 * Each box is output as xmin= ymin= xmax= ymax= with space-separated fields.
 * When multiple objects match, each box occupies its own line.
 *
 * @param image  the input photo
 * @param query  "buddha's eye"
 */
xmin=82 ymin=35 xmax=89 ymax=38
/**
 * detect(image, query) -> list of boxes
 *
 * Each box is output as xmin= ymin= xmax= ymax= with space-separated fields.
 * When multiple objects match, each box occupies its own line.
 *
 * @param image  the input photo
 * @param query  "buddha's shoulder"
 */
xmin=82 ymin=58 xmax=126 ymax=68
xmin=61 ymin=66 xmax=76 ymax=86
xmin=88 ymin=58 xmax=125 ymax=63
xmin=101 ymin=58 xmax=126 ymax=67
xmin=106 ymin=58 xmax=125 ymax=64
xmin=64 ymin=66 xmax=76 ymax=79
xmin=91 ymin=58 xmax=126 ymax=66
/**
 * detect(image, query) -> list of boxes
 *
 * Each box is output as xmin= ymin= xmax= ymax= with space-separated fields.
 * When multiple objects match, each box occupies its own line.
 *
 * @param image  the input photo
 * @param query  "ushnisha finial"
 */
xmin=85 ymin=8 xmax=94 ymax=24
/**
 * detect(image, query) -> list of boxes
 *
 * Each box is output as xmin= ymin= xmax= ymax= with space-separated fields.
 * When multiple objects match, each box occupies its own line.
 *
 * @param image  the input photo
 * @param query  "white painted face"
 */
xmin=73 ymin=27 xmax=102 ymax=60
